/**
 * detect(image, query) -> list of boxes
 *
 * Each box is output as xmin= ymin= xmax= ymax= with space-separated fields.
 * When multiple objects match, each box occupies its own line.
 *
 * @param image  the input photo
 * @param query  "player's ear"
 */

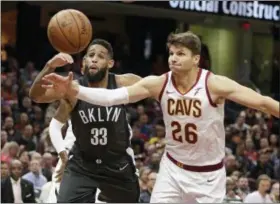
xmin=193 ymin=55 xmax=200 ymax=66
xmin=108 ymin=59 xmax=115 ymax=69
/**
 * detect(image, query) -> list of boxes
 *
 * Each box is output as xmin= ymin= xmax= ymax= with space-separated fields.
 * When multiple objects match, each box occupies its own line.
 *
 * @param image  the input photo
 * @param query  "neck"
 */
xmin=172 ymin=67 xmax=199 ymax=91
xmin=11 ymin=175 xmax=19 ymax=181
xmin=88 ymin=73 xmax=109 ymax=88
xmin=259 ymin=190 xmax=266 ymax=197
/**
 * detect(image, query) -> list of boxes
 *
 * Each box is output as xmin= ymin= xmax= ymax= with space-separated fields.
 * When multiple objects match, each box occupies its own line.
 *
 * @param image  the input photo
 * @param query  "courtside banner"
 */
xmin=118 ymin=1 xmax=280 ymax=22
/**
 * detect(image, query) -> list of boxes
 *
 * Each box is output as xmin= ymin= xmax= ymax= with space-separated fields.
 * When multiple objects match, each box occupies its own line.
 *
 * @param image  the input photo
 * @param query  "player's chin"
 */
xmin=170 ymin=66 xmax=182 ymax=73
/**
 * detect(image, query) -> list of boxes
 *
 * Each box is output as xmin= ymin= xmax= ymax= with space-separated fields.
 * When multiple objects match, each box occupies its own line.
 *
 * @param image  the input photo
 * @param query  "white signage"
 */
xmin=169 ymin=1 xmax=280 ymax=21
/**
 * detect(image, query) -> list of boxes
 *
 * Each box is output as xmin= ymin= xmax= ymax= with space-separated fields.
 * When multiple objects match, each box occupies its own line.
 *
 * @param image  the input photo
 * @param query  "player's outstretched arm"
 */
xmin=42 ymin=72 xmax=163 ymax=106
xmin=74 ymin=75 xmax=160 ymax=105
xmin=209 ymin=75 xmax=279 ymax=118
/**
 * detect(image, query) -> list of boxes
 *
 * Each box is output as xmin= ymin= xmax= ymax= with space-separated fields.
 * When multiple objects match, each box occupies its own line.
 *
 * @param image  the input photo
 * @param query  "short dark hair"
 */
xmin=167 ymin=31 xmax=201 ymax=55
xmin=88 ymin=39 xmax=114 ymax=58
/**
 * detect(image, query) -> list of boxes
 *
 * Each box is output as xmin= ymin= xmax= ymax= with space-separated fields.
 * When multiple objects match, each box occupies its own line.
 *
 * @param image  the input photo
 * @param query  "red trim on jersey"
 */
xmin=158 ymin=73 xmax=169 ymax=102
xmin=205 ymin=71 xmax=217 ymax=107
xmin=166 ymin=152 xmax=224 ymax=172
xmin=171 ymin=68 xmax=202 ymax=96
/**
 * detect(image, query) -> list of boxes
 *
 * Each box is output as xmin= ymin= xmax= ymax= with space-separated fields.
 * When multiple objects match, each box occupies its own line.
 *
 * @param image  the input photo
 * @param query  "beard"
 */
xmin=84 ymin=65 xmax=107 ymax=83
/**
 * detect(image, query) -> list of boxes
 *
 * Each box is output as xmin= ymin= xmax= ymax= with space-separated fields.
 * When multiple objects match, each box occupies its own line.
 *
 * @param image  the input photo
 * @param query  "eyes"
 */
xmin=169 ymin=52 xmax=185 ymax=57
xmin=88 ymin=52 xmax=105 ymax=59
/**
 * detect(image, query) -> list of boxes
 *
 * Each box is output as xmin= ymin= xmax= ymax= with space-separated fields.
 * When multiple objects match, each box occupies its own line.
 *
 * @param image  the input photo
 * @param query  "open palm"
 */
xmin=42 ymin=72 xmax=73 ymax=95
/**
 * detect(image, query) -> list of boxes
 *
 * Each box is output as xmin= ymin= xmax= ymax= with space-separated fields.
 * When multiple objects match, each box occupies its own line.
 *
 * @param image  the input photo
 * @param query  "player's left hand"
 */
xmin=42 ymin=72 xmax=73 ymax=97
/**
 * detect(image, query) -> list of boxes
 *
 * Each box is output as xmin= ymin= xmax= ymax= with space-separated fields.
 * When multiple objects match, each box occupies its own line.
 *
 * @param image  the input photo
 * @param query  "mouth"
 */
xmin=169 ymin=64 xmax=181 ymax=69
xmin=89 ymin=65 xmax=98 ymax=72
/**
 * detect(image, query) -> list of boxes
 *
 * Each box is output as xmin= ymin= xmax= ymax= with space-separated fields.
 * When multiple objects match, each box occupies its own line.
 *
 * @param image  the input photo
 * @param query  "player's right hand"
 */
xmin=47 ymin=53 xmax=74 ymax=69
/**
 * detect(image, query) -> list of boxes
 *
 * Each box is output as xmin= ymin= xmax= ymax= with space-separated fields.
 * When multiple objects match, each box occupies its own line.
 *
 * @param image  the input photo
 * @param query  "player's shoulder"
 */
xmin=115 ymin=73 xmax=142 ymax=87
xmin=115 ymin=73 xmax=166 ymax=87
xmin=207 ymin=73 xmax=232 ymax=91
xmin=144 ymin=73 xmax=167 ymax=82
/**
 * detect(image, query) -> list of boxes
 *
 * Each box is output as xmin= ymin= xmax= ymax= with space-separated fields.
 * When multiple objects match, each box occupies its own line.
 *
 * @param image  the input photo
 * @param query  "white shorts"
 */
xmin=150 ymin=153 xmax=226 ymax=203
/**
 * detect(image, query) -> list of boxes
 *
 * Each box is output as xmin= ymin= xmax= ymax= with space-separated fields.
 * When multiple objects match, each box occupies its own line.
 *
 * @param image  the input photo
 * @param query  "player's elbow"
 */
xmin=258 ymin=96 xmax=269 ymax=111
xmin=29 ymin=92 xmax=45 ymax=103
xmin=29 ymin=89 xmax=41 ymax=103
xmin=258 ymin=96 xmax=278 ymax=116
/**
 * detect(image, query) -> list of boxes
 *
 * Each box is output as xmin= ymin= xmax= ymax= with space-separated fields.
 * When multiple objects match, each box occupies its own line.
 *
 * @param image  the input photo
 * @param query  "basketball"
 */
xmin=47 ymin=9 xmax=93 ymax=54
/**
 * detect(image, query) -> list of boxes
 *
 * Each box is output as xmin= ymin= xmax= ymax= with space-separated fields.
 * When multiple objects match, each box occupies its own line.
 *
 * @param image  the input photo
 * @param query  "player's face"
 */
xmin=83 ymin=44 xmax=114 ymax=83
xmin=168 ymin=44 xmax=200 ymax=73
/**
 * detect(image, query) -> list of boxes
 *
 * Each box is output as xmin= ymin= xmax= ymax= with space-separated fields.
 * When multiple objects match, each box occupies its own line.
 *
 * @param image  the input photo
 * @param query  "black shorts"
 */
xmin=57 ymin=148 xmax=140 ymax=203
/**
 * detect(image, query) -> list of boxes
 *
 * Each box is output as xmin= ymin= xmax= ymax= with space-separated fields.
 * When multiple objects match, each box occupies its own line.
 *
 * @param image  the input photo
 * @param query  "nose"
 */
xmin=92 ymin=55 xmax=98 ymax=63
xmin=170 ymin=55 xmax=177 ymax=64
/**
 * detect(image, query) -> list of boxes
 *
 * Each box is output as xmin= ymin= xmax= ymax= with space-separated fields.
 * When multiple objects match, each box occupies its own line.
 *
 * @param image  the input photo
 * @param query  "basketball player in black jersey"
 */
xmin=29 ymin=39 xmax=141 ymax=203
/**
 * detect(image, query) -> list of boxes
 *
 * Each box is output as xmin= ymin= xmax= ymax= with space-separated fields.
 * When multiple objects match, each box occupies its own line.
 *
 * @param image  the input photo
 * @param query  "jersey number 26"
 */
xmin=171 ymin=121 xmax=198 ymax=144
xmin=91 ymin=128 xmax=108 ymax=145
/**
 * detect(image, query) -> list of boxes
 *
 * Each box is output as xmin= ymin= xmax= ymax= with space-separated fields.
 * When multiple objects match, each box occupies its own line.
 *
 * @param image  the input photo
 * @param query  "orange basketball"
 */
xmin=47 ymin=9 xmax=93 ymax=54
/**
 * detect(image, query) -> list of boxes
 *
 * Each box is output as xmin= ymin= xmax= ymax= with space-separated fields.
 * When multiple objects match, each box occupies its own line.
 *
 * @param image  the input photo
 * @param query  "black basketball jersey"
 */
xmin=70 ymin=73 xmax=132 ymax=161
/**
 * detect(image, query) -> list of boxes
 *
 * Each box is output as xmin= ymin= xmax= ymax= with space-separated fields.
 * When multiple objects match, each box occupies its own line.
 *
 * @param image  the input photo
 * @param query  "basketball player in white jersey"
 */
xmin=41 ymin=31 xmax=279 ymax=203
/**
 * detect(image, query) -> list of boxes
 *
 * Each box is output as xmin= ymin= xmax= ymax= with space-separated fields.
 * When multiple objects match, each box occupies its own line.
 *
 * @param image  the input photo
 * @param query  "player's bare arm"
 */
xmin=208 ymin=74 xmax=279 ymax=118
xmin=115 ymin=73 xmax=142 ymax=87
xmin=42 ymin=72 xmax=166 ymax=106
xmin=29 ymin=53 xmax=73 ymax=103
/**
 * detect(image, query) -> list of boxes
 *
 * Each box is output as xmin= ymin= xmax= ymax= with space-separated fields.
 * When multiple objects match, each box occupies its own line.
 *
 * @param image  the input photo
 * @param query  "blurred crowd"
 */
xmin=1 ymin=51 xmax=279 ymax=203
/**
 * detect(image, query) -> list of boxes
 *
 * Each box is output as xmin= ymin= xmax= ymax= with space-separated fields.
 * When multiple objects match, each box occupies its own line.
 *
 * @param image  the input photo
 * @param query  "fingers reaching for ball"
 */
xmin=57 ymin=53 xmax=74 ymax=64
xmin=41 ymin=72 xmax=74 ymax=93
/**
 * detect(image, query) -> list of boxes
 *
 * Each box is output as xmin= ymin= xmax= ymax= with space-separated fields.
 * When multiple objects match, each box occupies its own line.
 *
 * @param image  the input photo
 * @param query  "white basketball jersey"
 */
xmin=160 ymin=68 xmax=225 ymax=166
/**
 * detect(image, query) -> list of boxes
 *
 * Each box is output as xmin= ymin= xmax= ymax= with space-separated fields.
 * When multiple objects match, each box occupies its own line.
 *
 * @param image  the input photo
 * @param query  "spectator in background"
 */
xmin=224 ymin=177 xmax=243 ymax=203
xmin=245 ymin=109 xmax=258 ymax=126
xmin=22 ymin=159 xmax=47 ymax=200
xmin=236 ymin=176 xmax=250 ymax=200
xmin=230 ymin=114 xmax=251 ymax=138
xmin=270 ymin=182 xmax=279 ymax=203
xmin=1 ymin=159 xmax=35 ymax=203
xmin=225 ymin=155 xmax=239 ymax=176
xmin=249 ymin=152 xmax=274 ymax=179
xmin=244 ymin=174 xmax=273 ymax=203
xmin=259 ymin=138 xmax=270 ymax=150
xmin=1 ymin=130 xmax=8 ymax=148
xmin=139 ymin=171 xmax=157 ymax=203
xmin=272 ymin=148 xmax=280 ymax=180
xmin=139 ymin=167 xmax=151 ymax=192
xmin=1 ymin=161 xmax=10 ymax=180
xmin=41 ymin=153 xmax=54 ymax=182
xmin=136 ymin=113 xmax=153 ymax=138
xmin=1 ymin=141 xmax=19 ymax=163
xmin=15 ymin=112 xmax=29 ymax=133
xmin=19 ymin=151 xmax=30 ymax=175
xmin=269 ymin=134 xmax=279 ymax=154
xmin=3 ymin=116 xmax=21 ymax=142
xmin=20 ymin=96 xmax=34 ymax=118
xmin=244 ymin=138 xmax=258 ymax=163
xmin=15 ymin=124 xmax=36 ymax=152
